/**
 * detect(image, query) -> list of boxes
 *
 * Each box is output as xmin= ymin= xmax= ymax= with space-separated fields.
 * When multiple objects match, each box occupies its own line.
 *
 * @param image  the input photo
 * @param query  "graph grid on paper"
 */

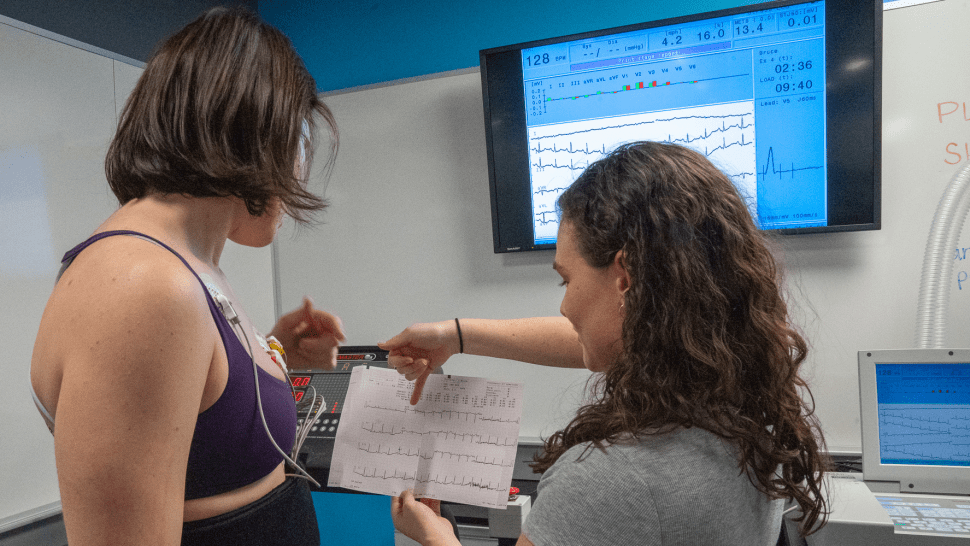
xmin=327 ymin=367 xmax=523 ymax=508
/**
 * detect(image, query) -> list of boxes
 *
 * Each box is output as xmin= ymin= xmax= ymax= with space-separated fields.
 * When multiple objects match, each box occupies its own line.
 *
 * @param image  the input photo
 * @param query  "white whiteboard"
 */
xmin=276 ymin=0 xmax=970 ymax=452
xmin=0 ymin=19 xmax=276 ymax=524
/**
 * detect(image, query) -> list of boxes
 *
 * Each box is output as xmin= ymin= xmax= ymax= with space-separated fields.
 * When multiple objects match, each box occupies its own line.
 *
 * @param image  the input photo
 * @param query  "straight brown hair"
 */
xmin=105 ymin=7 xmax=337 ymax=224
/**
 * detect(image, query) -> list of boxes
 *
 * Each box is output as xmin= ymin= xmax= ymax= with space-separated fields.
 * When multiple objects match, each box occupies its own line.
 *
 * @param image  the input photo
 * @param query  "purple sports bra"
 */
xmin=58 ymin=230 xmax=297 ymax=500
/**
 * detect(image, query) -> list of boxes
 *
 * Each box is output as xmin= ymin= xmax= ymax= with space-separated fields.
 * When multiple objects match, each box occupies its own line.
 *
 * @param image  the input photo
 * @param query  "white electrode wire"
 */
xmin=233 ymin=318 xmax=321 ymax=488
xmin=292 ymin=387 xmax=325 ymax=458
xmin=916 ymin=162 xmax=970 ymax=348
xmin=295 ymin=396 xmax=324 ymax=458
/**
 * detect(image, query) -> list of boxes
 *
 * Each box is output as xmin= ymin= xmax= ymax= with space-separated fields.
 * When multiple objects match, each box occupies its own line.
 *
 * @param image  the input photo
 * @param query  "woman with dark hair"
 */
xmin=30 ymin=7 xmax=343 ymax=545
xmin=383 ymin=141 xmax=829 ymax=545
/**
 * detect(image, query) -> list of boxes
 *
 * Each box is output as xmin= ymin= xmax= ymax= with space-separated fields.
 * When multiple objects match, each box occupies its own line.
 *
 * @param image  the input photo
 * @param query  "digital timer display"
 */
xmin=292 ymin=376 xmax=312 ymax=402
xmin=289 ymin=361 xmax=379 ymax=415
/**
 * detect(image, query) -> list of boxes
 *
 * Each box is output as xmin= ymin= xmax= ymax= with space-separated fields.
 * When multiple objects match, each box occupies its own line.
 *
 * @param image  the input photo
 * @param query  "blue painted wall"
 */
xmin=258 ymin=0 xmax=760 ymax=92
xmin=0 ymin=0 xmax=256 ymax=63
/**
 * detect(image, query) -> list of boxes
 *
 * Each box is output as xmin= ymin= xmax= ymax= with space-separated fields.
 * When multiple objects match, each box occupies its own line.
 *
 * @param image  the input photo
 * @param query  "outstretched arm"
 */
xmin=452 ymin=317 xmax=584 ymax=367
xmin=380 ymin=317 xmax=584 ymax=404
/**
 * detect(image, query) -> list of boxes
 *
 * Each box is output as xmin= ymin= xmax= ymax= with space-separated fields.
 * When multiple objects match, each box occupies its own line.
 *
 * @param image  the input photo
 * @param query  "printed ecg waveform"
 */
xmin=878 ymin=406 xmax=970 ymax=464
xmin=327 ymin=367 xmax=523 ymax=508
xmin=528 ymin=101 xmax=757 ymax=243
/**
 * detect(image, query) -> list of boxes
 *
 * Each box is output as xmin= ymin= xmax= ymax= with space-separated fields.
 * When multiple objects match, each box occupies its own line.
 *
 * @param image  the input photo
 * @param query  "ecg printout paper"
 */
xmin=327 ymin=367 xmax=523 ymax=508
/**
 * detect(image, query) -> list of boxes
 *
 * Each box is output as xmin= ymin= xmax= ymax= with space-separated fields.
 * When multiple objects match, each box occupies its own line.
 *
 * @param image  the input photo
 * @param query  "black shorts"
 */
xmin=181 ymin=478 xmax=319 ymax=546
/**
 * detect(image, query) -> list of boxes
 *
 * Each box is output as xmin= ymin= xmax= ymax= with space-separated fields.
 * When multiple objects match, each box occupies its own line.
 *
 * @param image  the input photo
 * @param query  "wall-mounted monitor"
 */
xmin=480 ymin=0 xmax=881 ymax=253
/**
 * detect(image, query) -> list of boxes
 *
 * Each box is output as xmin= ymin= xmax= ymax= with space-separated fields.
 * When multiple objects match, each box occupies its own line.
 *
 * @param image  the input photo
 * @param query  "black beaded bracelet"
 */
xmin=454 ymin=318 xmax=464 ymax=354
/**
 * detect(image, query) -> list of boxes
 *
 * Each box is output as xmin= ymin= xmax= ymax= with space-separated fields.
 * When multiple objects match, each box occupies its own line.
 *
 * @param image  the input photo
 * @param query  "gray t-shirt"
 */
xmin=523 ymin=427 xmax=783 ymax=545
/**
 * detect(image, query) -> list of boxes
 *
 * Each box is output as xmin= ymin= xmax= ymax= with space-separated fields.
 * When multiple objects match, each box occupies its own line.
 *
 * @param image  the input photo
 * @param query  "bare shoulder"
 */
xmin=33 ymin=235 xmax=217 ymax=404
xmin=52 ymin=236 xmax=208 ymax=334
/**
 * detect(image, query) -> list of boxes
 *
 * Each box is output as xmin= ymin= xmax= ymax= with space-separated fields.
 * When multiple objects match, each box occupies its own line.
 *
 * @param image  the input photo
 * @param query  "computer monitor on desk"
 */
xmin=794 ymin=350 xmax=970 ymax=545
xmin=858 ymin=349 xmax=970 ymax=495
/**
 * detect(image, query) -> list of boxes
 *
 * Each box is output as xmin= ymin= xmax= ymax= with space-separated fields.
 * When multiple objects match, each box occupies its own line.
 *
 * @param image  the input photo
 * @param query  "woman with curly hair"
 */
xmin=382 ymin=141 xmax=829 ymax=545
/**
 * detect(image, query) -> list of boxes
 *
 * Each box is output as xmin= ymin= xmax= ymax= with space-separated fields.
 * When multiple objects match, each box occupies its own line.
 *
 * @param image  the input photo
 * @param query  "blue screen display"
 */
xmin=875 ymin=363 xmax=970 ymax=467
xmin=519 ymin=1 xmax=826 ymax=244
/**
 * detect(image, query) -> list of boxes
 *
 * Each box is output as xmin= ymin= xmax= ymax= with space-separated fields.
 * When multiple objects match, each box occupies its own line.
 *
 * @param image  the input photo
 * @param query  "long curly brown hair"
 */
xmin=532 ymin=141 xmax=830 ymax=534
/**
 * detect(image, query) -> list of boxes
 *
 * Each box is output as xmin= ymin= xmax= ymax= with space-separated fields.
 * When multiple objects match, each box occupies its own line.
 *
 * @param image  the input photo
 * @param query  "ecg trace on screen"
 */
xmin=758 ymin=146 xmax=824 ymax=182
xmin=528 ymin=101 xmax=757 ymax=243
xmin=878 ymin=405 xmax=970 ymax=465
xmin=327 ymin=367 xmax=523 ymax=508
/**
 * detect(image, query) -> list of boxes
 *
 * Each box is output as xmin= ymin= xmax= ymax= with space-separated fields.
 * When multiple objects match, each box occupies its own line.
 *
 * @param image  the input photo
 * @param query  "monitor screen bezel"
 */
xmin=858 ymin=349 xmax=970 ymax=495
xmin=480 ymin=0 xmax=882 ymax=253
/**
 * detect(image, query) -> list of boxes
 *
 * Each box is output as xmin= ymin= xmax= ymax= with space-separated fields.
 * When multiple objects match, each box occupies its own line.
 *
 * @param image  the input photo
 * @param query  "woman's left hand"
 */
xmin=269 ymin=297 xmax=346 ymax=369
xmin=390 ymin=491 xmax=460 ymax=546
